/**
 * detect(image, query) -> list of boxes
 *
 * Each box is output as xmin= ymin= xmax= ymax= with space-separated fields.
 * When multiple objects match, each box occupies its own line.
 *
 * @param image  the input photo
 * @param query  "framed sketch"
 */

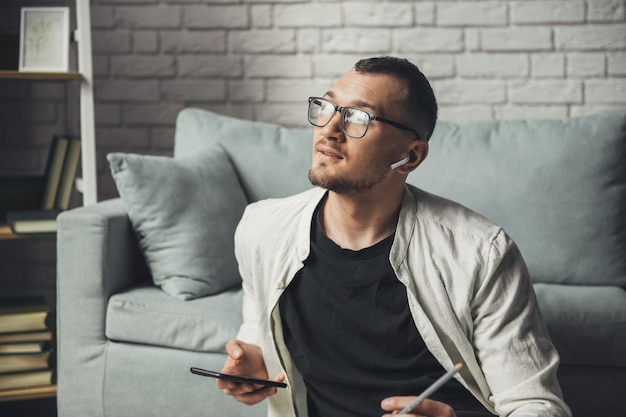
xmin=19 ymin=7 xmax=70 ymax=72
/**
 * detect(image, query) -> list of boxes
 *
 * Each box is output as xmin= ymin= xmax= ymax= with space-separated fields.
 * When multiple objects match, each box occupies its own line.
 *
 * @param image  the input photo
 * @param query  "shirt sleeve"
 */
xmin=234 ymin=205 xmax=263 ymax=347
xmin=470 ymin=229 xmax=572 ymax=417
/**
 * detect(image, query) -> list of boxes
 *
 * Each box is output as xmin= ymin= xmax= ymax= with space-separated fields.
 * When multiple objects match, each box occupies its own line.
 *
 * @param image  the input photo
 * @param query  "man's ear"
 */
xmin=396 ymin=140 xmax=428 ymax=174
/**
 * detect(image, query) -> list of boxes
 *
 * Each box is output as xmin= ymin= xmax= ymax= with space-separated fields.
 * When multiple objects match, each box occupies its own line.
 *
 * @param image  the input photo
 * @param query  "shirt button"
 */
xmin=277 ymin=281 xmax=286 ymax=289
xmin=299 ymin=247 xmax=308 ymax=257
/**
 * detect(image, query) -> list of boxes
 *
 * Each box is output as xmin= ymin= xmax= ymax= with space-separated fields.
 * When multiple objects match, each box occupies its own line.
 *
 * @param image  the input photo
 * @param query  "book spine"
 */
xmin=42 ymin=136 xmax=70 ymax=210
xmin=54 ymin=137 xmax=81 ymax=210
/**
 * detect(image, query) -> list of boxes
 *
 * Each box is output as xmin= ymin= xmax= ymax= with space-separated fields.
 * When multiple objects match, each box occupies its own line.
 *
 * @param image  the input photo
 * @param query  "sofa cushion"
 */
xmin=174 ymin=108 xmax=313 ymax=202
xmin=410 ymin=110 xmax=626 ymax=287
xmin=107 ymin=146 xmax=247 ymax=300
xmin=106 ymin=283 xmax=243 ymax=352
xmin=534 ymin=283 xmax=626 ymax=368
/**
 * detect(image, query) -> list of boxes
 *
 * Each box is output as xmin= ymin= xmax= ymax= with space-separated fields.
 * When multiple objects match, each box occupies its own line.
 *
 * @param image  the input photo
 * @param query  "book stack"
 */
xmin=0 ymin=296 xmax=55 ymax=395
xmin=2 ymin=135 xmax=81 ymax=235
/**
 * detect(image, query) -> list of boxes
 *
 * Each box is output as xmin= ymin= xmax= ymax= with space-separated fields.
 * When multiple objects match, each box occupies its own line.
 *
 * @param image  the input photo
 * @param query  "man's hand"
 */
xmin=218 ymin=340 xmax=286 ymax=406
xmin=381 ymin=397 xmax=457 ymax=417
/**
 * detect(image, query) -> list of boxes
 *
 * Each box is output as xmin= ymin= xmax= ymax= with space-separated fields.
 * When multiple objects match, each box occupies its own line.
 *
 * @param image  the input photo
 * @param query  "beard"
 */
xmin=308 ymin=163 xmax=389 ymax=195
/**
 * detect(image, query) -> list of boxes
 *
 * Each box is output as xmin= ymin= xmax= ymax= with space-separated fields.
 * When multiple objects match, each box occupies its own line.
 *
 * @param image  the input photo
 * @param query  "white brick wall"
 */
xmin=88 ymin=0 xmax=626 ymax=139
xmin=1 ymin=0 xmax=625 ymax=196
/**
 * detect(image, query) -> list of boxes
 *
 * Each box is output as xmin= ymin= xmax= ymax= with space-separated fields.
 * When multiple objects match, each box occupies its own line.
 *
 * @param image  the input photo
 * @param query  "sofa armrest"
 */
xmin=56 ymin=198 xmax=149 ymax=416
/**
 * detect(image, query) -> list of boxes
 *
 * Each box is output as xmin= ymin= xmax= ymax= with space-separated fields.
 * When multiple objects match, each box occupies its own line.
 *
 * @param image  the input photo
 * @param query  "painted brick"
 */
xmin=395 ymin=28 xmax=464 ymax=53
xmin=585 ymin=79 xmax=626 ymax=103
xmin=160 ymin=80 xmax=227 ymax=102
xmin=531 ymin=53 xmax=565 ymax=78
xmin=3 ymin=123 xmax=65 ymax=146
xmin=95 ymin=80 xmax=160 ymax=102
xmin=183 ymin=5 xmax=248 ymax=29
xmin=570 ymin=104 xmax=625 ymax=117
xmin=608 ymin=53 xmax=626 ymax=75
xmin=151 ymin=126 xmax=176 ymax=151
xmin=245 ymin=0 xmax=307 ymax=3
xmin=267 ymin=79 xmax=333 ymax=102
xmin=228 ymin=80 xmax=265 ymax=102
xmin=92 ymin=30 xmax=131 ymax=53
xmin=30 ymin=83 xmax=66 ymax=100
xmin=587 ymin=0 xmax=626 ymax=22
xmin=133 ymin=31 xmax=158 ymax=53
xmin=245 ymin=56 xmax=312 ymax=78
xmin=91 ymin=6 xmax=115 ymax=29
xmin=438 ymin=106 xmax=493 ymax=122
xmin=457 ymin=53 xmax=529 ymax=78
xmin=299 ymin=29 xmax=320 ymax=53
xmin=509 ymin=80 xmax=582 ymax=104
xmin=437 ymin=2 xmax=507 ymax=26
xmin=0 ymin=102 xmax=55 ymax=123
xmin=251 ymin=5 xmax=272 ymax=28
xmin=95 ymin=103 xmax=121 ymax=126
xmin=230 ymin=30 xmax=297 ymax=54
xmin=0 ymin=82 xmax=28 ymax=99
xmin=124 ymin=103 xmax=185 ymax=125
xmin=555 ymin=25 xmax=626 ymax=51
xmin=343 ymin=2 xmax=414 ymax=27
xmin=415 ymin=2 xmax=435 ymax=26
xmin=0 ymin=148 xmax=40 ymax=173
xmin=481 ymin=27 xmax=553 ymax=51
xmin=93 ymin=55 xmax=109 ymax=77
xmin=274 ymin=4 xmax=342 ymax=27
xmin=466 ymin=29 xmax=480 ymax=52
xmin=400 ymin=54 xmax=455 ymax=79
xmin=432 ymin=80 xmax=506 ymax=104
xmin=161 ymin=31 xmax=226 ymax=54
xmin=96 ymin=127 xmax=151 ymax=148
xmin=511 ymin=1 xmax=585 ymax=24
xmin=567 ymin=53 xmax=606 ymax=77
xmin=114 ymin=5 xmax=181 ymax=29
xmin=494 ymin=105 xmax=568 ymax=120
xmin=323 ymin=29 xmax=391 ymax=53
xmin=177 ymin=56 xmax=243 ymax=78
xmin=96 ymin=0 xmax=157 ymax=3
xmin=111 ymin=56 xmax=176 ymax=77
xmin=314 ymin=55 xmax=363 ymax=78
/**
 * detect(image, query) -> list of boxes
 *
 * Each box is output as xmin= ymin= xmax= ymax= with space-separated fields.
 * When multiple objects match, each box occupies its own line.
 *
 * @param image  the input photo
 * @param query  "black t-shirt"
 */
xmin=279 ymin=209 xmax=494 ymax=417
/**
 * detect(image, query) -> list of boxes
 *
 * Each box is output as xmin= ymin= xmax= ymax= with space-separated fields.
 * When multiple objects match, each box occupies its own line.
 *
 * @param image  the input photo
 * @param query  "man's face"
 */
xmin=308 ymin=69 xmax=414 ymax=195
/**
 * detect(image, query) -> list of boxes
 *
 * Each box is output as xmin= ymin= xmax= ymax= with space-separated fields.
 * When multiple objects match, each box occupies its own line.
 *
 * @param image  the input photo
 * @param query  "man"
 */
xmin=218 ymin=56 xmax=571 ymax=417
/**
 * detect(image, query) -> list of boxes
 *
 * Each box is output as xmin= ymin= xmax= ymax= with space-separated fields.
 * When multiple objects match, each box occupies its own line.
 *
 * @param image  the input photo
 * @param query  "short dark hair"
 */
xmin=354 ymin=56 xmax=438 ymax=141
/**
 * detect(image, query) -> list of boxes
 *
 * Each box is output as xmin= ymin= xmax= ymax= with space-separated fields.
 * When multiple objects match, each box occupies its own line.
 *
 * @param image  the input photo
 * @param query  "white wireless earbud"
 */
xmin=390 ymin=156 xmax=410 ymax=169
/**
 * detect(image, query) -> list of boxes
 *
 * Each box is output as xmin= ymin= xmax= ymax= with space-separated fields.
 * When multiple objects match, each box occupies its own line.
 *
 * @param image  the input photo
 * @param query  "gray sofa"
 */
xmin=57 ymin=108 xmax=626 ymax=417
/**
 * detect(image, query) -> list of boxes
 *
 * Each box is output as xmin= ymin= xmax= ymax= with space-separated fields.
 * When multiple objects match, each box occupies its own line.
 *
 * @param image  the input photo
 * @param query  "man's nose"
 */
xmin=320 ymin=109 xmax=345 ymax=141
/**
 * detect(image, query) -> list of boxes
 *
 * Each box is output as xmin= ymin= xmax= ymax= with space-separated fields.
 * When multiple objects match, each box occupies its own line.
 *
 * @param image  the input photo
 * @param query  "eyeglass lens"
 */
xmin=308 ymin=98 xmax=371 ymax=138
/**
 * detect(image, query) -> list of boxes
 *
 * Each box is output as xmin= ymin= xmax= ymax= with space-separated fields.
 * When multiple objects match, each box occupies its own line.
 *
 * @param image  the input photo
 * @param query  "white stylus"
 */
xmin=398 ymin=363 xmax=464 ymax=415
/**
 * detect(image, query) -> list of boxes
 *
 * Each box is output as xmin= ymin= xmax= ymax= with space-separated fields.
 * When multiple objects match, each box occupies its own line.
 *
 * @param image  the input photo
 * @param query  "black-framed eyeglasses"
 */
xmin=307 ymin=97 xmax=420 ymax=139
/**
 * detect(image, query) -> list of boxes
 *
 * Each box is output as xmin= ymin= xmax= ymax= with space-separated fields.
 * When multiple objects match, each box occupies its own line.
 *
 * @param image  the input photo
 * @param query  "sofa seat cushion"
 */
xmin=534 ymin=283 xmax=626 ymax=368
xmin=106 ymin=283 xmax=243 ymax=352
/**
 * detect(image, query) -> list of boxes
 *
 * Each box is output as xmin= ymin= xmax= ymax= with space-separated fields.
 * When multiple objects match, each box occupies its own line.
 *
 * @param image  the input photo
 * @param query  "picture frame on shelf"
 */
xmin=18 ymin=7 xmax=69 ymax=73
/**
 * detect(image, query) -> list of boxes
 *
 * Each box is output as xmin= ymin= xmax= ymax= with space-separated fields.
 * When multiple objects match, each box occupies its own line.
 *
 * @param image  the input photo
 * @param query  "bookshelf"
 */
xmin=0 ymin=0 xmax=96 ymax=238
xmin=0 ymin=384 xmax=57 ymax=402
xmin=0 ymin=0 xmax=95 ymax=403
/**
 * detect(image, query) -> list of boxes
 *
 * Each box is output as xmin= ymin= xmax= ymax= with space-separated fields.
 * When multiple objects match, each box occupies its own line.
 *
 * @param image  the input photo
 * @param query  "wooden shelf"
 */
xmin=0 ymin=71 xmax=81 ymax=80
xmin=0 ymin=384 xmax=56 ymax=402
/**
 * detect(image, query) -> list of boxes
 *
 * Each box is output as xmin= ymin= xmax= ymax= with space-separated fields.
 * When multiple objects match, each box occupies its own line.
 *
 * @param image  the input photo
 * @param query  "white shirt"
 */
xmin=235 ymin=185 xmax=571 ymax=417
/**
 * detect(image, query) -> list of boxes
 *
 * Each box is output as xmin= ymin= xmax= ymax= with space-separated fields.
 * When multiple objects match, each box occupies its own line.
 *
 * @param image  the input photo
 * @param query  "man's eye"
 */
xmin=345 ymin=109 xmax=369 ymax=125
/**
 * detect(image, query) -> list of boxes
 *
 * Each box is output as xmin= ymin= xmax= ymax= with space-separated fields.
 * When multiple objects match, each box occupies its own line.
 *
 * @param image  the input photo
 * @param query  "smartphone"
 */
xmin=190 ymin=367 xmax=287 ymax=388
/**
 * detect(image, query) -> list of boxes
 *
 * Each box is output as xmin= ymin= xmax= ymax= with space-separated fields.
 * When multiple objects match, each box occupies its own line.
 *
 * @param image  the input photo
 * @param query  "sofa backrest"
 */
xmin=174 ymin=108 xmax=626 ymax=288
